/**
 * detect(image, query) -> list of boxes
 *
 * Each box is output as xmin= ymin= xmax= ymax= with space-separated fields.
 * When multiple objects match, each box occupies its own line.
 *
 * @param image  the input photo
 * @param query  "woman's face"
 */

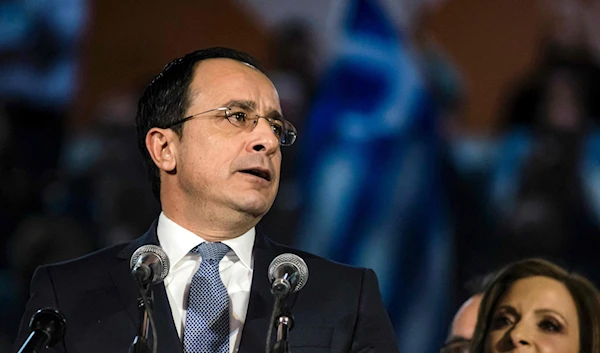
xmin=484 ymin=276 xmax=580 ymax=353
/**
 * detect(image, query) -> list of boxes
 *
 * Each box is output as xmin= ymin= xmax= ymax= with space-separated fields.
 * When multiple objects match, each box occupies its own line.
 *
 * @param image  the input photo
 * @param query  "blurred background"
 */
xmin=2 ymin=0 xmax=600 ymax=351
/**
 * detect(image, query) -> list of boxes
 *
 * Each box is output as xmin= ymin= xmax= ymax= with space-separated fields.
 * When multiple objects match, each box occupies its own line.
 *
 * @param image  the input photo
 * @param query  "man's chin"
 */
xmin=233 ymin=196 xmax=275 ymax=219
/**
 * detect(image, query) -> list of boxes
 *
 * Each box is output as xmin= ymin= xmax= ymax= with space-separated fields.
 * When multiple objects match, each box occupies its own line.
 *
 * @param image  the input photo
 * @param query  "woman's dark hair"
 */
xmin=470 ymin=258 xmax=600 ymax=353
xmin=135 ymin=47 xmax=264 ymax=200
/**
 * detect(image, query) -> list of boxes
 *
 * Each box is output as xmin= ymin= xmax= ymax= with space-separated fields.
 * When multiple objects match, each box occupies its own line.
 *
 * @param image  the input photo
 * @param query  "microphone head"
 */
xmin=29 ymin=308 xmax=66 ymax=347
xmin=268 ymin=253 xmax=309 ymax=293
xmin=130 ymin=245 xmax=170 ymax=284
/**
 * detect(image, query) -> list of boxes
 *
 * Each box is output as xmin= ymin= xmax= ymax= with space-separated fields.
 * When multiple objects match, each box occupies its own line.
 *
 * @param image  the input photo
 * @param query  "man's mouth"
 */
xmin=240 ymin=168 xmax=271 ymax=181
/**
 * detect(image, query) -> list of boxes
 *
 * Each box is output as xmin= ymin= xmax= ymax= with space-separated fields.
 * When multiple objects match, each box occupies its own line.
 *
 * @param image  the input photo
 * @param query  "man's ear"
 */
xmin=146 ymin=128 xmax=177 ymax=173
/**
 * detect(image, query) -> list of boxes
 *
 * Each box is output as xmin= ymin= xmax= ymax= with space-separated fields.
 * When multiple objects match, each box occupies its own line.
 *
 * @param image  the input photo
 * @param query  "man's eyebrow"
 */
xmin=266 ymin=110 xmax=284 ymax=121
xmin=223 ymin=100 xmax=283 ymax=120
xmin=222 ymin=100 xmax=256 ymax=110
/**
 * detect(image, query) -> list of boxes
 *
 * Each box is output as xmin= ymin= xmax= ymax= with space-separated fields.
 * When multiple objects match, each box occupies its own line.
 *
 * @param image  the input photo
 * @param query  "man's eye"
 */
xmin=228 ymin=111 xmax=247 ymax=123
xmin=271 ymin=121 xmax=284 ymax=135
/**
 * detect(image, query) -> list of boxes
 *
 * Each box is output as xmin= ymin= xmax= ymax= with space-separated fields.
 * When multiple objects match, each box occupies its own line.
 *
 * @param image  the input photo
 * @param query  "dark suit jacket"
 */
xmin=15 ymin=221 xmax=399 ymax=353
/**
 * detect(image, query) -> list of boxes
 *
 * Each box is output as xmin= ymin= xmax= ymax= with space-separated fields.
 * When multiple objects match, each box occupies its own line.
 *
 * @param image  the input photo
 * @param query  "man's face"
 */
xmin=173 ymin=58 xmax=282 ymax=221
xmin=442 ymin=294 xmax=482 ymax=353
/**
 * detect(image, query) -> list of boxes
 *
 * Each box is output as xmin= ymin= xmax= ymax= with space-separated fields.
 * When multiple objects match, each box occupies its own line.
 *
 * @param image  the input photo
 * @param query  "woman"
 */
xmin=470 ymin=258 xmax=600 ymax=353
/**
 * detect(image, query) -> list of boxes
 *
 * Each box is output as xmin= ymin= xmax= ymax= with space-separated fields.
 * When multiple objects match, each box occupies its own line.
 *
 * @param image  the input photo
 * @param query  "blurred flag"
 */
xmin=295 ymin=0 xmax=453 ymax=351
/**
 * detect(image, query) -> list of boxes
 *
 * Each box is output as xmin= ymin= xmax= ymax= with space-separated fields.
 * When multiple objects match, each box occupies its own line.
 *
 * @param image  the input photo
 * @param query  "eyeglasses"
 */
xmin=164 ymin=106 xmax=297 ymax=146
xmin=440 ymin=339 xmax=471 ymax=353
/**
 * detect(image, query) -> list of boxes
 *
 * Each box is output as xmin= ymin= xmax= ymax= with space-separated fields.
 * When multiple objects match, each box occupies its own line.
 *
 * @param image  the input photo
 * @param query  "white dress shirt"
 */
xmin=156 ymin=212 xmax=254 ymax=353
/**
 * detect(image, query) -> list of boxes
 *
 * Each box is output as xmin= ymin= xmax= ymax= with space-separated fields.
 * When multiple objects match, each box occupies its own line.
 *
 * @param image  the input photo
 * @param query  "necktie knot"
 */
xmin=193 ymin=242 xmax=230 ymax=262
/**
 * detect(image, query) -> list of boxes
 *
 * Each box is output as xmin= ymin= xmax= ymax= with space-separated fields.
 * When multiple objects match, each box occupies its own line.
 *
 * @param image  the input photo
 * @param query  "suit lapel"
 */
xmin=111 ymin=220 xmax=183 ymax=353
xmin=152 ymin=281 xmax=183 ymax=353
xmin=238 ymin=230 xmax=291 ymax=353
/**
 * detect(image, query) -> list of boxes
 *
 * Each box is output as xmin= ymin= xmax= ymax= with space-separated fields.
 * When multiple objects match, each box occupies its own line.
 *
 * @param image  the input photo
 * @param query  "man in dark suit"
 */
xmin=15 ymin=47 xmax=399 ymax=353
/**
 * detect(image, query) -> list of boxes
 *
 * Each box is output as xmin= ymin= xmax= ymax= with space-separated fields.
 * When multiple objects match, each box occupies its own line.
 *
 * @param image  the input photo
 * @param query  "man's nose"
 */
xmin=248 ymin=117 xmax=279 ymax=154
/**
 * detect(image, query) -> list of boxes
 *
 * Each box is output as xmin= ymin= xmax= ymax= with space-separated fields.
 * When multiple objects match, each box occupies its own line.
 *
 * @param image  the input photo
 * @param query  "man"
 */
xmin=440 ymin=276 xmax=491 ymax=353
xmin=440 ymin=294 xmax=482 ymax=353
xmin=15 ymin=47 xmax=399 ymax=353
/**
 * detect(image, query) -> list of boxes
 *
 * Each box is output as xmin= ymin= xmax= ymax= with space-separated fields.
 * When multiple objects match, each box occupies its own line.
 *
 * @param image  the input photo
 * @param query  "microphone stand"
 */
xmin=272 ymin=304 xmax=294 ymax=353
xmin=128 ymin=283 xmax=153 ymax=353
xmin=268 ymin=297 xmax=294 ymax=353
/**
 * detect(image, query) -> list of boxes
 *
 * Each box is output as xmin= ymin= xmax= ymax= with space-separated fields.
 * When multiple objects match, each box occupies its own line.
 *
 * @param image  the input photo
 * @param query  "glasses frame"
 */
xmin=163 ymin=106 xmax=297 ymax=146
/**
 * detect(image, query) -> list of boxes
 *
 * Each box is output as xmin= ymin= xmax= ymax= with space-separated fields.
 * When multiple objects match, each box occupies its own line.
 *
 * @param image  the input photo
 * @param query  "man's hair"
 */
xmin=470 ymin=258 xmax=600 ymax=353
xmin=135 ymin=47 xmax=265 ymax=200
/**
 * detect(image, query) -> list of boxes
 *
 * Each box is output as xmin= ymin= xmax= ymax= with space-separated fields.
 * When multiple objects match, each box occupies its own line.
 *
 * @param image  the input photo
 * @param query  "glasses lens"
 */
xmin=280 ymin=121 xmax=297 ymax=146
xmin=224 ymin=107 xmax=297 ymax=146
xmin=225 ymin=110 xmax=248 ymax=127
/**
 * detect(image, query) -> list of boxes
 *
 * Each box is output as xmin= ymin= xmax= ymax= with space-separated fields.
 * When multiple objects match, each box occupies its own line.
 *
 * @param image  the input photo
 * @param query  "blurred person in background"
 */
xmin=489 ymin=0 xmax=600 ymax=283
xmin=497 ymin=65 xmax=595 ymax=261
xmin=506 ymin=0 xmax=600 ymax=128
xmin=469 ymin=258 xmax=600 ymax=353
xmin=15 ymin=47 xmax=399 ymax=353
xmin=0 ymin=4 xmax=88 ymax=344
xmin=442 ymin=294 xmax=481 ymax=353
xmin=441 ymin=274 xmax=493 ymax=353
xmin=0 ymin=0 xmax=87 ymax=239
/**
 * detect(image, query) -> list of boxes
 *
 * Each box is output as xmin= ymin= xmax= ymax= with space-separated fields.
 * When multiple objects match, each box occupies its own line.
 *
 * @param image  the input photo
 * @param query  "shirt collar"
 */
xmin=156 ymin=212 xmax=254 ymax=271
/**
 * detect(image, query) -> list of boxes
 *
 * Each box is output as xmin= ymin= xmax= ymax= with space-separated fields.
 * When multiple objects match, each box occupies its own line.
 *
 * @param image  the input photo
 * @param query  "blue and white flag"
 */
xmin=295 ymin=0 xmax=453 ymax=351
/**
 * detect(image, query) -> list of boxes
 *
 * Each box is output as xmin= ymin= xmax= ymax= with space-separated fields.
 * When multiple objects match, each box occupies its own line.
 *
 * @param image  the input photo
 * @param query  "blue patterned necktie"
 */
xmin=183 ymin=242 xmax=230 ymax=353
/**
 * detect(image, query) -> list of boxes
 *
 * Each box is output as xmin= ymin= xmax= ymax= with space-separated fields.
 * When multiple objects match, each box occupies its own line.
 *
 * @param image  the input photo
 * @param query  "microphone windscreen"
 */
xmin=130 ymin=245 xmax=170 ymax=284
xmin=29 ymin=308 xmax=67 ymax=347
xmin=268 ymin=253 xmax=309 ymax=293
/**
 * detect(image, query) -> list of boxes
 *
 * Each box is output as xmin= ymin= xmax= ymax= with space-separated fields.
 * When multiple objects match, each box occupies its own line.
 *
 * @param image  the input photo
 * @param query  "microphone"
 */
xmin=268 ymin=253 xmax=309 ymax=299
xmin=17 ymin=308 xmax=66 ymax=353
xmin=266 ymin=254 xmax=308 ymax=353
xmin=128 ymin=245 xmax=169 ymax=353
xmin=130 ymin=245 xmax=170 ymax=286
